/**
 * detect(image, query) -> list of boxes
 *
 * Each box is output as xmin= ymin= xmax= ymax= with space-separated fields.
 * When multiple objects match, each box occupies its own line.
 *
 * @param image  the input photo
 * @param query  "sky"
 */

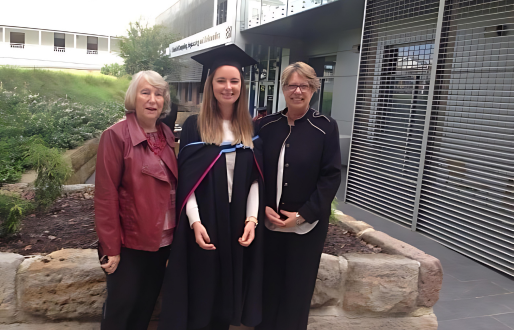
xmin=0 ymin=0 xmax=178 ymax=36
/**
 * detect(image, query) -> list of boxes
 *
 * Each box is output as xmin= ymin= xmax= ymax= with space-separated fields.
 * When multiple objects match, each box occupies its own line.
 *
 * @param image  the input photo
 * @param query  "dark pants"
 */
xmin=101 ymin=246 xmax=171 ymax=330
xmin=194 ymin=319 xmax=230 ymax=330
xmin=256 ymin=221 xmax=328 ymax=330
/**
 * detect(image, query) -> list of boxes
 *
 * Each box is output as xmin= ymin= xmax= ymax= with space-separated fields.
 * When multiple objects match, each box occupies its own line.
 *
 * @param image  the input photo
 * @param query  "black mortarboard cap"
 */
xmin=192 ymin=44 xmax=258 ymax=93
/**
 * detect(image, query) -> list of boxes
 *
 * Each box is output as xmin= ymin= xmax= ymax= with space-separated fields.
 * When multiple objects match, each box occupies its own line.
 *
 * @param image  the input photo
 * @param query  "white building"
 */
xmin=0 ymin=25 xmax=123 ymax=70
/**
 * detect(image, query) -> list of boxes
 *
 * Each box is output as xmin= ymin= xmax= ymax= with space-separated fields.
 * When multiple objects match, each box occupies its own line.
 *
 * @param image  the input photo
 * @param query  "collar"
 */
xmin=126 ymin=112 xmax=147 ymax=147
xmin=126 ymin=112 xmax=175 ymax=148
xmin=280 ymin=107 xmax=312 ymax=123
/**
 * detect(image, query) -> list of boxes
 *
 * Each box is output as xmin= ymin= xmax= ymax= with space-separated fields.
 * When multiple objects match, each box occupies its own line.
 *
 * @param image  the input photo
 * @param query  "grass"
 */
xmin=0 ymin=66 xmax=130 ymax=105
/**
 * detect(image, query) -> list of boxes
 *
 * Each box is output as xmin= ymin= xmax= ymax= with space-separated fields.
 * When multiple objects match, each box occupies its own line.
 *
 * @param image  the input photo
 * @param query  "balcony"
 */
xmin=0 ymin=42 xmax=122 ymax=70
xmin=10 ymin=43 xmax=25 ymax=49
xmin=241 ymin=0 xmax=338 ymax=30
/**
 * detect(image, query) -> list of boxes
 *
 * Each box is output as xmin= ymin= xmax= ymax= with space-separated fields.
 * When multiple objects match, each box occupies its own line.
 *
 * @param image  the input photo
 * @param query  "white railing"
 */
xmin=10 ymin=43 xmax=25 ymax=49
xmin=0 ymin=42 xmax=123 ymax=70
xmin=86 ymin=49 xmax=98 ymax=55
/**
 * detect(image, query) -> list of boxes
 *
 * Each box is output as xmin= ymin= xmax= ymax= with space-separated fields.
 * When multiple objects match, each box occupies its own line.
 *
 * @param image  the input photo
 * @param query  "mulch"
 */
xmin=0 ymin=195 xmax=381 ymax=256
xmin=0 ymin=195 xmax=98 ymax=255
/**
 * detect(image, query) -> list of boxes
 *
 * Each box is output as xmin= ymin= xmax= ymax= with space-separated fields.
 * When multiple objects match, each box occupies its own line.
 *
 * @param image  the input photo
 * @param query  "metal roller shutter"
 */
xmin=346 ymin=0 xmax=441 ymax=226
xmin=346 ymin=0 xmax=514 ymax=276
xmin=417 ymin=0 xmax=514 ymax=276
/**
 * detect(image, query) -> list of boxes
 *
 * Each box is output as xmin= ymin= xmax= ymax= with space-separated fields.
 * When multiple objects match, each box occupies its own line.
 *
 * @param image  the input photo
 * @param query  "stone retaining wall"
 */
xmin=0 ymin=196 xmax=442 ymax=329
xmin=64 ymin=138 xmax=99 ymax=185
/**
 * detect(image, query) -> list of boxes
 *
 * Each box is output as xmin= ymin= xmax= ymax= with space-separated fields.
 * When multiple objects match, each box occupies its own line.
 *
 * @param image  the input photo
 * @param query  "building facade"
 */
xmin=0 ymin=25 xmax=122 ymax=70
xmin=158 ymin=0 xmax=514 ymax=277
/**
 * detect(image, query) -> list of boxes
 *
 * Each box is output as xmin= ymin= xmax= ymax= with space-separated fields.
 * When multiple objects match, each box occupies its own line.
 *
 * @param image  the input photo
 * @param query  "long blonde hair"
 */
xmin=198 ymin=71 xmax=254 ymax=148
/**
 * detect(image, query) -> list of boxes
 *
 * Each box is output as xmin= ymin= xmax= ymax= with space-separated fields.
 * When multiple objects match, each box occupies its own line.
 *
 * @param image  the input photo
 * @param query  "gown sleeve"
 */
xmin=246 ymin=181 xmax=259 ymax=220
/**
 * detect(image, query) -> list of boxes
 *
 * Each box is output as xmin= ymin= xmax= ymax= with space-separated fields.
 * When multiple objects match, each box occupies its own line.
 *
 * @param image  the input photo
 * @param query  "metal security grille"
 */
xmin=345 ymin=0 xmax=440 ymax=226
xmin=166 ymin=56 xmax=203 ymax=83
xmin=417 ymin=0 xmax=514 ymax=276
xmin=347 ymin=0 xmax=514 ymax=276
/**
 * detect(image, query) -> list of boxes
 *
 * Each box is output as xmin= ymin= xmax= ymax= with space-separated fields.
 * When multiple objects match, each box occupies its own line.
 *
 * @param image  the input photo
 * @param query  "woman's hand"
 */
xmin=239 ymin=220 xmax=256 ymax=247
xmin=266 ymin=206 xmax=285 ymax=227
xmin=101 ymin=255 xmax=121 ymax=275
xmin=192 ymin=222 xmax=216 ymax=250
xmin=280 ymin=210 xmax=303 ymax=228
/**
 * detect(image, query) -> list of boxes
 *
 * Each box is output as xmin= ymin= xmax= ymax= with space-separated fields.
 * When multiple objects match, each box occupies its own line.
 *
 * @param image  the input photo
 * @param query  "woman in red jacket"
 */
xmin=94 ymin=70 xmax=178 ymax=330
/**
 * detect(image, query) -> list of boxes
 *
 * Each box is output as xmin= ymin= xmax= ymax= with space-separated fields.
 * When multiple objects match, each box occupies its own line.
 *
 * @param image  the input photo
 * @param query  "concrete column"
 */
xmin=2 ymin=27 xmax=5 ymax=43
xmin=213 ymin=0 xmax=218 ymax=25
xmin=74 ymin=34 xmax=76 ymax=48
xmin=108 ymin=36 xmax=111 ymax=52
xmin=39 ymin=30 xmax=41 ymax=45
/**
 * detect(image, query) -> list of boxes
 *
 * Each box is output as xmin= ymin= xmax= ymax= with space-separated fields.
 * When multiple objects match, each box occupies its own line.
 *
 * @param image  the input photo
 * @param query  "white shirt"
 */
xmin=186 ymin=120 xmax=259 ymax=227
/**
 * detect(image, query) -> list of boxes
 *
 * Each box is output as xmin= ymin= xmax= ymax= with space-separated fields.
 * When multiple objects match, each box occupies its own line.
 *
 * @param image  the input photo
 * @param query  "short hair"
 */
xmin=280 ymin=62 xmax=321 ymax=91
xmin=124 ymin=70 xmax=171 ymax=119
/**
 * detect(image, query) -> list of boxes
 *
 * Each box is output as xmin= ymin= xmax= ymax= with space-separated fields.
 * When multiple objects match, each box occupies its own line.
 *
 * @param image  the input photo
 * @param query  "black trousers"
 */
xmin=101 ymin=246 xmax=171 ymax=330
xmin=193 ymin=319 xmax=230 ymax=330
xmin=256 ymin=221 xmax=328 ymax=330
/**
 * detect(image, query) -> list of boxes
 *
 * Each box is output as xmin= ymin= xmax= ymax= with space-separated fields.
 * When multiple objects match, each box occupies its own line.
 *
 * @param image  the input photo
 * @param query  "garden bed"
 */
xmin=0 ymin=191 xmax=380 ymax=256
xmin=0 ymin=194 xmax=96 ymax=255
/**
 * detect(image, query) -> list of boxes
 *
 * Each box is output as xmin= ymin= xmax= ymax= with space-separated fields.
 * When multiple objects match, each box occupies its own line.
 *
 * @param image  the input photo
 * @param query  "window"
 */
xmin=87 ymin=36 xmax=98 ymax=54
xmin=197 ymin=84 xmax=203 ymax=105
xmin=184 ymin=83 xmax=193 ymax=102
xmin=54 ymin=33 xmax=65 ymax=51
xmin=217 ymin=0 xmax=228 ymax=25
xmin=308 ymin=55 xmax=337 ymax=77
xmin=10 ymin=32 xmax=25 ymax=48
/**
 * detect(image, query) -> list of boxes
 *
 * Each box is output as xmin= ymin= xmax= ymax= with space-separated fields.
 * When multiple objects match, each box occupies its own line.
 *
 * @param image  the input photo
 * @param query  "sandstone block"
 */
xmin=361 ymin=231 xmax=443 ymax=307
xmin=62 ymin=184 xmax=95 ymax=195
xmin=17 ymin=249 xmax=105 ymax=320
xmin=343 ymin=254 xmax=419 ymax=314
xmin=334 ymin=214 xmax=373 ymax=237
xmin=308 ymin=314 xmax=438 ymax=330
xmin=0 ymin=322 xmax=100 ymax=330
xmin=311 ymin=254 xmax=347 ymax=308
xmin=0 ymin=253 xmax=24 ymax=322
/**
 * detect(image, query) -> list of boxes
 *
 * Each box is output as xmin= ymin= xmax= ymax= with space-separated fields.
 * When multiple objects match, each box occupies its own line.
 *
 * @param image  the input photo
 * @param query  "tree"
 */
xmin=119 ymin=21 xmax=179 ymax=78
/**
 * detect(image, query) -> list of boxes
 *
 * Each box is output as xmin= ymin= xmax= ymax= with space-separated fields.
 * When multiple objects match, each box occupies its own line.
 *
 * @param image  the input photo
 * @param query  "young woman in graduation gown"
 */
xmin=254 ymin=62 xmax=342 ymax=330
xmin=158 ymin=45 xmax=265 ymax=330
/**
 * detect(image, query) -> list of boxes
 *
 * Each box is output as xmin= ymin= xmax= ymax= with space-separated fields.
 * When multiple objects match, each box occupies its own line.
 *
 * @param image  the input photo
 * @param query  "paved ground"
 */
xmin=337 ymin=167 xmax=514 ymax=330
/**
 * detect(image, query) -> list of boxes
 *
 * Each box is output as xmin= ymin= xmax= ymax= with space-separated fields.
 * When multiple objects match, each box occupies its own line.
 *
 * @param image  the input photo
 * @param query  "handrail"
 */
xmin=10 ymin=43 xmax=25 ymax=49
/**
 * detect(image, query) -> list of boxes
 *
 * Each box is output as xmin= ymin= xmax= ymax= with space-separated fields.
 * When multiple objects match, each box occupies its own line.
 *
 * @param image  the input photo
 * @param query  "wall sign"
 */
xmin=168 ymin=22 xmax=233 ymax=58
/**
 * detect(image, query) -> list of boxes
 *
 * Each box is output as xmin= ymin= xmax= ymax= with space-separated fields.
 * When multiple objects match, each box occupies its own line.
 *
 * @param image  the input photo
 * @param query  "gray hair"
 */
xmin=280 ymin=62 xmax=321 ymax=91
xmin=124 ymin=70 xmax=171 ymax=119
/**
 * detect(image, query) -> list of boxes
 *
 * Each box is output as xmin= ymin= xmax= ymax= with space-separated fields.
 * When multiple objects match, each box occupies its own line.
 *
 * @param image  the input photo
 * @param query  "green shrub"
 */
xmin=101 ymin=63 xmax=127 ymax=78
xmin=25 ymin=143 xmax=72 ymax=212
xmin=0 ymin=136 xmax=34 ymax=184
xmin=0 ymin=193 xmax=33 ymax=236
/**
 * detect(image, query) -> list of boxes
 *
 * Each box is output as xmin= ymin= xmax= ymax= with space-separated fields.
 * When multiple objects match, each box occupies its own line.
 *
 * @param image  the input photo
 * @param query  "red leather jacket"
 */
xmin=94 ymin=112 xmax=178 ymax=256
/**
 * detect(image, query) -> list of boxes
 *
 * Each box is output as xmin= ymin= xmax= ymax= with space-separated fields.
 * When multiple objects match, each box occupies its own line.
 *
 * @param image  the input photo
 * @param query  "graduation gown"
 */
xmin=158 ymin=115 xmax=265 ymax=330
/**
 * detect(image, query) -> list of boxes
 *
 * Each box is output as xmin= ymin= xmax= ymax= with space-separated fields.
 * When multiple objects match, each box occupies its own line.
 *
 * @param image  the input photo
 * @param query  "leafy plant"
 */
xmin=101 ymin=63 xmax=127 ymax=78
xmin=25 ymin=143 xmax=72 ymax=212
xmin=0 ymin=193 xmax=33 ymax=236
